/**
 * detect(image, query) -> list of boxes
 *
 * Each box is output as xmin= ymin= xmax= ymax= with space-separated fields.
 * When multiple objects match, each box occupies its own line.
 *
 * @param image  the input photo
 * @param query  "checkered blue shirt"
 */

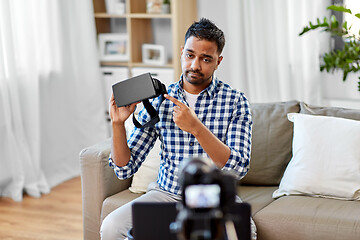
xmin=109 ymin=76 xmax=252 ymax=195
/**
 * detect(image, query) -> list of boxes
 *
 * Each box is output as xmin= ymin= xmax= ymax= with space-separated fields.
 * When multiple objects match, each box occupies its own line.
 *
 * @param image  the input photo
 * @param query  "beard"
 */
xmin=183 ymin=70 xmax=212 ymax=85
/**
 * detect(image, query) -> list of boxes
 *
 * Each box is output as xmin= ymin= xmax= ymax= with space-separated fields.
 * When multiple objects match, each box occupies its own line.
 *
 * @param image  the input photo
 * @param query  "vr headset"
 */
xmin=112 ymin=72 xmax=167 ymax=128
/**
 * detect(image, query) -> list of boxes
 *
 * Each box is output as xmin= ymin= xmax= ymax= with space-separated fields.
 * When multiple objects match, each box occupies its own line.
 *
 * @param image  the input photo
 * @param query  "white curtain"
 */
xmin=0 ymin=0 xmax=108 ymax=201
xmin=225 ymin=0 xmax=332 ymax=104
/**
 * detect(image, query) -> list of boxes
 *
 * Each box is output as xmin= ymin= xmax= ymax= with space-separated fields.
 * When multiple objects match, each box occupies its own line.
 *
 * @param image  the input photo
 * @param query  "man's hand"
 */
xmin=165 ymin=94 xmax=230 ymax=168
xmin=164 ymin=94 xmax=202 ymax=134
xmin=109 ymin=94 xmax=139 ymax=125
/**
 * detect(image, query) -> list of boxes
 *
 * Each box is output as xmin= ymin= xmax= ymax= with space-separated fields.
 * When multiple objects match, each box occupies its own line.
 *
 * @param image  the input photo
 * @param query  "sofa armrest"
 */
xmin=79 ymin=138 xmax=132 ymax=240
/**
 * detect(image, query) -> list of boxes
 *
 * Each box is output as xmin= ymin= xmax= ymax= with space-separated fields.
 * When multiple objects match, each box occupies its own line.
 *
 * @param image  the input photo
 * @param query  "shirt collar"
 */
xmin=175 ymin=74 xmax=218 ymax=99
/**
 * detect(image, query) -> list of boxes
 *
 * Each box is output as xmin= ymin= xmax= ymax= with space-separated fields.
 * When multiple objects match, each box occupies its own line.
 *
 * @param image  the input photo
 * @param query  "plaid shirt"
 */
xmin=109 ymin=76 xmax=252 ymax=195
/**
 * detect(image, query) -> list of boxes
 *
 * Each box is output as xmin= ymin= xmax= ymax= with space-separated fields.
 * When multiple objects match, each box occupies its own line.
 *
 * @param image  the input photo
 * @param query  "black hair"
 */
xmin=184 ymin=18 xmax=225 ymax=54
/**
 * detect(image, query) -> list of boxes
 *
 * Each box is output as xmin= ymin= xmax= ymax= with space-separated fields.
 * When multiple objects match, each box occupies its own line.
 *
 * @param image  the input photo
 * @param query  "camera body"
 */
xmin=172 ymin=158 xmax=238 ymax=240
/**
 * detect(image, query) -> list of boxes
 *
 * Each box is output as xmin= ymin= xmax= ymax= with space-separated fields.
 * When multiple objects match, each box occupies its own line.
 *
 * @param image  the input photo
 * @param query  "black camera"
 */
xmin=171 ymin=158 xmax=251 ymax=240
xmin=112 ymin=72 xmax=167 ymax=128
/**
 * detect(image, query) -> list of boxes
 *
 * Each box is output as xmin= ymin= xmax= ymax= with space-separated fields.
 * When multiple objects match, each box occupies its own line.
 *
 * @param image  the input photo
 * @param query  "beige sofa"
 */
xmin=80 ymin=101 xmax=360 ymax=240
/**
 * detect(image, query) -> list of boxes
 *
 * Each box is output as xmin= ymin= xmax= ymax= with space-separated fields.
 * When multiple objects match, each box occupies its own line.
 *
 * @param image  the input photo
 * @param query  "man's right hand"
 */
xmin=109 ymin=94 xmax=139 ymax=125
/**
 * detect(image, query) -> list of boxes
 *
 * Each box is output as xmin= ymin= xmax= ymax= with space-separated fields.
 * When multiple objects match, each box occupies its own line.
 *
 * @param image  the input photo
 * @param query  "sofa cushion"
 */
xmin=253 ymin=196 xmax=360 ymax=240
xmin=273 ymin=113 xmax=360 ymax=200
xmin=238 ymin=186 xmax=278 ymax=215
xmin=101 ymin=189 xmax=143 ymax=221
xmin=240 ymin=101 xmax=300 ymax=186
xmin=300 ymin=102 xmax=360 ymax=120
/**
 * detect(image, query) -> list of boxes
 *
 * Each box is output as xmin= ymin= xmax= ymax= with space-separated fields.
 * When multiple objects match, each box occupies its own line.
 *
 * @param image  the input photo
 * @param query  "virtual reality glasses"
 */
xmin=112 ymin=72 xmax=167 ymax=128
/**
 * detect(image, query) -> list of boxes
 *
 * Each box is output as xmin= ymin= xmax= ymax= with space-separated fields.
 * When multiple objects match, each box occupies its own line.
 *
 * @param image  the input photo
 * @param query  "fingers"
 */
xmin=110 ymin=93 xmax=115 ymax=104
xmin=172 ymin=106 xmax=181 ymax=117
xmin=164 ymin=94 xmax=185 ymax=107
xmin=129 ymin=102 xmax=140 ymax=111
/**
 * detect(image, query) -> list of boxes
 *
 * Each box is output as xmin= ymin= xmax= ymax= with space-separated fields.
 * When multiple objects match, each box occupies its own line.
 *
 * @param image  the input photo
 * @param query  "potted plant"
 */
xmin=299 ymin=5 xmax=360 ymax=91
xmin=162 ymin=0 xmax=171 ymax=14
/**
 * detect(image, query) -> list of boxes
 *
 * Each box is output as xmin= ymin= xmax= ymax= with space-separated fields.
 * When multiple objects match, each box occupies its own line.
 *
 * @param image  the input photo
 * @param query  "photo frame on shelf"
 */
xmin=142 ymin=44 xmax=166 ymax=65
xmin=105 ymin=0 xmax=126 ymax=15
xmin=98 ymin=33 xmax=129 ymax=62
xmin=146 ymin=0 xmax=162 ymax=14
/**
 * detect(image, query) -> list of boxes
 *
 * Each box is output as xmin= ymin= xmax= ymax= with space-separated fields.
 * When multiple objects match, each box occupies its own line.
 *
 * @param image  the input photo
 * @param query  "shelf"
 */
xmin=93 ymin=0 xmax=198 ymax=83
xmin=94 ymin=13 xmax=171 ymax=19
xmin=100 ymin=61 xmax=128 ymax=67
xmin=95 ymin=13 xmax=127 ymax=18
xmin=130 ymin=13 xmax=172 ymax=19
xmin=131 ymin=62 xmax=173 ymax=68
xmin=100 ymin=61 xmax=173 ymax=68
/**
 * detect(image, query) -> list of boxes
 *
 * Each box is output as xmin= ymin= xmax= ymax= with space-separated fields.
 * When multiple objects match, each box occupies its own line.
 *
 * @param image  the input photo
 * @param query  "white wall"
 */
xmin=322 ymin=72 xmax=360 ymax=109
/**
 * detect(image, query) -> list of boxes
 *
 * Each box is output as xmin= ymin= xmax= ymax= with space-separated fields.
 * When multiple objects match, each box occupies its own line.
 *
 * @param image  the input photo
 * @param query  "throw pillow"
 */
xmin=240 ymin=101 xmax=300 ymax=185
xmin=125 ymin=115 xmax=160 ymax=193
xmin=273 ymin=113 xmax=360 ymax=200
xmin=129 ymin=139 xmax=161 ymax=193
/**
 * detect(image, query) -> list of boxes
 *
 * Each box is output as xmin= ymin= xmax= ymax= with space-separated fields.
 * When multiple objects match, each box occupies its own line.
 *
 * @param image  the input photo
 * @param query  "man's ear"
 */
xmin=180 ymin=46 xmax=184 ymax=57
xmin=215 ymin=56 xmax=223 ymax=70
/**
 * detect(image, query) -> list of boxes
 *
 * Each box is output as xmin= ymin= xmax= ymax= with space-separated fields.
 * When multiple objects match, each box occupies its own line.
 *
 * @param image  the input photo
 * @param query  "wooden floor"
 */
xmin=0 ymin=177 xmax=83 ymax=240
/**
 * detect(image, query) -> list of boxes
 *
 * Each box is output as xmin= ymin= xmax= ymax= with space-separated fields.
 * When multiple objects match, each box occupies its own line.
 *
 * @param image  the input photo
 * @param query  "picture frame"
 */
xmin=98 ymin=33 xmax=129 ymax=62
xmin=146 ymin=0 xmax=162 ymax=14
xmin=105 ymin=0 xmax=126 ymax=15
xmin=142 ymin=44 xmax=166 ymax=66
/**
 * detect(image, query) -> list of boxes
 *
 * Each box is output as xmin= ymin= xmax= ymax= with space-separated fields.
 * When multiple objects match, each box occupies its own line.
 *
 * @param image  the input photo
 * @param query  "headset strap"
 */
xmin=132 ymin=94 xmax=165 ymax=128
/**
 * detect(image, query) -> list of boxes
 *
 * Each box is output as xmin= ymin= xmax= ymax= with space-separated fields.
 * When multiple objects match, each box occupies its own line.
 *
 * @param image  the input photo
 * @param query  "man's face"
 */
xmin=181 ymin=36 xmax=223 ymax=90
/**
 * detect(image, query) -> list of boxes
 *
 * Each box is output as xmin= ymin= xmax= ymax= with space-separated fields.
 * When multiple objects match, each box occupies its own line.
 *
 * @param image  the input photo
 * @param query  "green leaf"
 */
xmin=355 ymin=13 xmax=360 ymax=19
xmin=330 ymin=15 xmax=339 ymax=29
xmin=309 ymin=21 xmax=315 ymax=29
xmin=327 ymin=5 xmax=352 ymax=14
xmin=343 ymin=21 xmax=347 ymax=29
xmin=330 ymin=15 xmax=337 ymax=22
xmin=299 ymin=26 xmax=310 ymax=36
xmin=323 ymin=17 xmax=328 ymax=24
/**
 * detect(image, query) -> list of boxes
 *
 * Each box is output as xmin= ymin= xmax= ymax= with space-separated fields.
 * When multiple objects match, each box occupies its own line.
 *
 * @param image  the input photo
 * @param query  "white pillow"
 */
xmin=129 ymin=139 xmax=161 ymax=193
xmin=273 ymin=113 xmax=360 ymax=200
xmin=124 ymin=115 xmax=161 ymax=194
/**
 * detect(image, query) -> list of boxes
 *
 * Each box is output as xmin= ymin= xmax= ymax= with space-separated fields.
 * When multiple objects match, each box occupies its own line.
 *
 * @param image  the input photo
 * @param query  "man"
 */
xmin=101 ymin=18 xmax=256 ymax=239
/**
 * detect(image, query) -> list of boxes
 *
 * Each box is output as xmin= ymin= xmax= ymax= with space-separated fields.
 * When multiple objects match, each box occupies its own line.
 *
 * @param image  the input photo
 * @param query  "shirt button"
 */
xmin=189 ymin=143 xmax=193 ymax=146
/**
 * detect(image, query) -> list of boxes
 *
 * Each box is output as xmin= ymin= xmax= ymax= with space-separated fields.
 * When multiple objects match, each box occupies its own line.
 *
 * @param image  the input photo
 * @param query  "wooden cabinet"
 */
xmin=92 ymin=0 xmax=198 ymax=82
